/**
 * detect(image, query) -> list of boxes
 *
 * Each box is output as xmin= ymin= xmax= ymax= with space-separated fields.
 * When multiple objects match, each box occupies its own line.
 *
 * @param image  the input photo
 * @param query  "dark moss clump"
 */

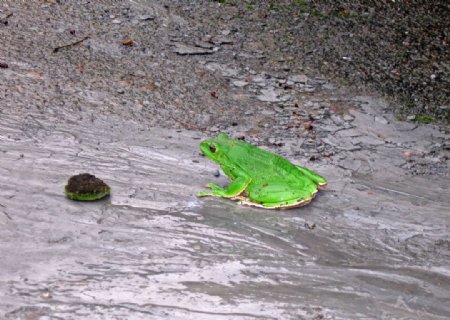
xmin=65 ymin=173 xmax=111 ymax=201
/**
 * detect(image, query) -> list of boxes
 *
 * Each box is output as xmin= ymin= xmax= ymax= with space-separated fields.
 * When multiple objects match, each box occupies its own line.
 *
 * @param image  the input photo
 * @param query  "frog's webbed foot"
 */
xmin=197 ymin=176 xmax=251 ymax=199
xmin=205 ymin=183 xmax=222 ymax=190
xmin=196 ymin=183 xmax=227 ymax=197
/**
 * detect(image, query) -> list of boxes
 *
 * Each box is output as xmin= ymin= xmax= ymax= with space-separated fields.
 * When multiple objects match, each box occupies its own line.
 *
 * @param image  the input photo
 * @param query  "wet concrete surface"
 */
xmin=1 ymin=109 xmax=450 ymax=319
xmin=1 ymin=1 xmax=450 ymax=319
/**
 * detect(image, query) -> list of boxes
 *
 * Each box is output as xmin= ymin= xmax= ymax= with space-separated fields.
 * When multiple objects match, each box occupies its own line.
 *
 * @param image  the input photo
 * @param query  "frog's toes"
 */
xmin=317 ymin=182 xmax=328 ymax=190
xmin=201 ymin=183 xmax=216 ymax=189
xmin=196 ymin=191 xmax=212 ymax=197
xmin=206 ymin=183 xmax=224 ymax=191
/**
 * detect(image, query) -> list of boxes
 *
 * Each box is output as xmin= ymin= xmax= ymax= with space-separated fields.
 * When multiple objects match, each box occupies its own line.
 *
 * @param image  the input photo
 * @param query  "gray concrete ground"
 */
xmin=1 ymin=1 xmax=449 ymax=319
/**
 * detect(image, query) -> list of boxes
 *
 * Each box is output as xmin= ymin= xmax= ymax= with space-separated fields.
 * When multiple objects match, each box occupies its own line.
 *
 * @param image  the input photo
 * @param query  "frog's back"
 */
xmin=225 ymin=139 xmax=301 ymax=181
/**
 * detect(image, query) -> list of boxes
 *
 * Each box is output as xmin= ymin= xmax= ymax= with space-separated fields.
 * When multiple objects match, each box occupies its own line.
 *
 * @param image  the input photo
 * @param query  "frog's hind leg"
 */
xmin=295 ymin=165 xmax=327 ymax=189
xmin=246 ymin=182 xmax=317 ymax=209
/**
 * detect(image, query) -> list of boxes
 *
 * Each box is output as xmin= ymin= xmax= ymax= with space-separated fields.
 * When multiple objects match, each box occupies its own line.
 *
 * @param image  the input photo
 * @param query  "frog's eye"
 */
xmin=209 ymin=145 xmax=217 ymax=153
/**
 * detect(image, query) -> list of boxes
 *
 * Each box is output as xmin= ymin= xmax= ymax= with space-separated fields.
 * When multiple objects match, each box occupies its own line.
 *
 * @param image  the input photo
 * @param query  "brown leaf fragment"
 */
xmin=75 ymin=64 xmax=85 ymax=73
xmin=304 ymin=120 xmax=313 ymax=131
xmin=145 ymin=82 xmax=158 ymax=90
xmin=122 ymin=38 xmax=134 ymax=46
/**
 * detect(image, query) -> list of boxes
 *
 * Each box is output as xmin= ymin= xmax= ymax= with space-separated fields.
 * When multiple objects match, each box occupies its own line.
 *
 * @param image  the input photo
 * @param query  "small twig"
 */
xmin=0 ymin=12 xmax=13 ymax=25
xmin=53 ymin=36 xmax=90 ymax=53
xmin=2 ymin=211 xmax=12 ymax=220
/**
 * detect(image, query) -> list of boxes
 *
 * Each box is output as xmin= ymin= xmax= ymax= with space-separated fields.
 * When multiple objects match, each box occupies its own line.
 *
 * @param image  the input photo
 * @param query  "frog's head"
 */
xmin=199 ymin=133 xmax=230 ymax=163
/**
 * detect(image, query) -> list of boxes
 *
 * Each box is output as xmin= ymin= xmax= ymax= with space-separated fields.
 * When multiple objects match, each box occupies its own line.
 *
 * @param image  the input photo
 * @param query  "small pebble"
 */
xmin=202 ymin=34 xmax=213 ymax=42
xmin=138 ymin=15 xmax=155 ymax=21
xmin=232 ymin=80 xmax=249 ymax=87
xmin=374 ymin=116 xmax=389 ymax=125
xmin=343 ymin=114 xmax=354 ymax=122
xmin=288 ymin=74 xmax=308 ymax=83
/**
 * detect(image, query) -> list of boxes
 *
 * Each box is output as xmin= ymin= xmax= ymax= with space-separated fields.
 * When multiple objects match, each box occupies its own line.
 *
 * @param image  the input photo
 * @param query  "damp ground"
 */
xmin=1 ymin=1 xmax=449 ymax=319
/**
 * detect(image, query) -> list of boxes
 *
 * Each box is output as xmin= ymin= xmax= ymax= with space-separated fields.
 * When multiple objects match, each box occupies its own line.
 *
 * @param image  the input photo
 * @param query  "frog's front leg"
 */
xmin=196 ymin=170 xmax=251 ymax=198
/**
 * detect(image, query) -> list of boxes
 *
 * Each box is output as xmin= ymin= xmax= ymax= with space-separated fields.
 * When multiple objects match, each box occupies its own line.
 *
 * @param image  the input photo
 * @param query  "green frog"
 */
xmin=196 ymin=133 xmax=327 ymax=209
